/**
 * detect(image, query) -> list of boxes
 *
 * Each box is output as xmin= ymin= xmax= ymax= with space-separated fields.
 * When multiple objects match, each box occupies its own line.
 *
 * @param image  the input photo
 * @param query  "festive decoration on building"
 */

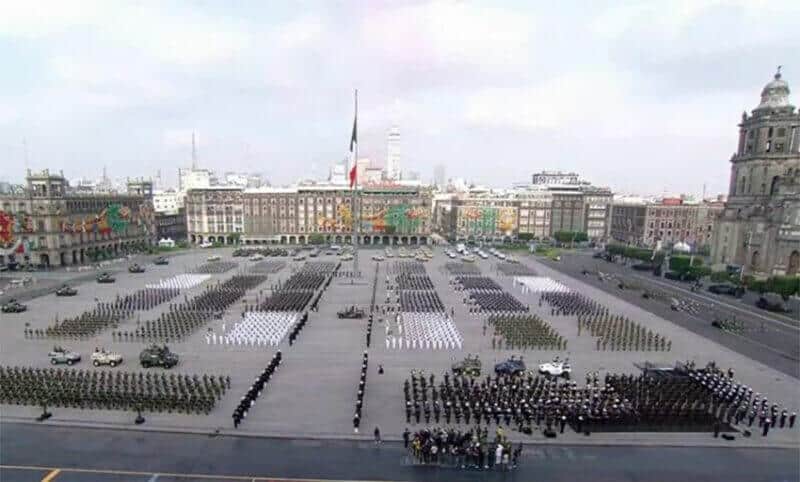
xmin=362 ymin=204 xmax=428 ymax=234
xmin=462 ymin=207 xmax=516 ymax=235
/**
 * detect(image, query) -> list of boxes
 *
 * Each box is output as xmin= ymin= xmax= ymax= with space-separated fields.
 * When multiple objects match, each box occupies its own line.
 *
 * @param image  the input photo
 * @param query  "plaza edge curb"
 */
xmin=2 ymin=419 xmax=797 ymax=450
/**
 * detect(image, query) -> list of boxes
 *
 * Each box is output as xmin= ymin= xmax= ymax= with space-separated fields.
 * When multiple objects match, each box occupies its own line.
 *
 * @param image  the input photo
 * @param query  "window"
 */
xmin=777 ymin=127 xmax=786 ymax=137
xmin=768 ymin=127 xmax=774 ymax=137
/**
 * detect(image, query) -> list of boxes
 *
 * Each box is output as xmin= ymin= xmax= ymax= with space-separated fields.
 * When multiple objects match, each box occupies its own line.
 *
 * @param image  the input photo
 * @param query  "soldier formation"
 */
xmin=249 ymin=260 xmax=286 ymax=274
xmin=496 ymin=262 xmax=537 ymax=276
xmin=35 ymin=287 xmax=180 ymax=339
xmin=489 ymin=314 xmax=566 ymax=351
xmin=190 ymin=261 xmax=238 ymax=274
xmin=402 ymin=363 xmax=796 ymax=436
xmin=114 ymin=274 xmax=268 ymax=342
xmin=407 ymin=426 xmax=520 ymax=470
xmin=0 ymin=366 xmax=229 ymax=414
xmin=578 ymin=312 xmax=672 ymax=352
xmin=353 ymin=351 xmax=368 ymax=432
xmin=232 ymin=351 xmax=282 ymax=428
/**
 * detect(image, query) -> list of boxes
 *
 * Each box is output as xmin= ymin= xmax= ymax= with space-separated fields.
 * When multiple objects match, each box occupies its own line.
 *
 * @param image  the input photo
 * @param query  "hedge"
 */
xmin=553 ymin=231 xmax=588 ymax=244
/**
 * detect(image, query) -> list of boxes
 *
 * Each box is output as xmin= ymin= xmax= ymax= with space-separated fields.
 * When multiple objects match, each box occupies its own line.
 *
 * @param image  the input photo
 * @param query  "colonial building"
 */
xmin=237 ymin=185 xmax=432 ymax=246
xmin=185 ymin=186 xmax=244 ymax=245
xmin=0 ymin=170 xmax=155 ymax=267
xmin=711 ymin=69 xmax=800 ymax=275
xmin=610 ymin=198 xmax=723 ymax=249
xmin=155 ymin=208 xmax=187 ymax=242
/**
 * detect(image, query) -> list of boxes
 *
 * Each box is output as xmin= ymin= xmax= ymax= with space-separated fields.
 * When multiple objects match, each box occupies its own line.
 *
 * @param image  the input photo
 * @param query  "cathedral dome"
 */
xmin=756 ymin=67 xmax=791 ymax=110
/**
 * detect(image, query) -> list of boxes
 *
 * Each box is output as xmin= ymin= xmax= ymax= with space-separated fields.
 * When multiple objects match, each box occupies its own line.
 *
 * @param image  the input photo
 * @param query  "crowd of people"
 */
xmin=232 ymin=351 xmax=281 ymax=428
xmin=489 ymin=314 xmax=566 ymax=351
xmin=400 ymin=363 xmax=793 ymax=435
xmin=0 ymin=366 xmax=230 ymax=415
xmin=405 ymin=426 xmax=522 ymax=470
xmin=444 ymin=262 xmax=481 ymax=276
xmin=113 ymin=274 xmax=268 ymax=342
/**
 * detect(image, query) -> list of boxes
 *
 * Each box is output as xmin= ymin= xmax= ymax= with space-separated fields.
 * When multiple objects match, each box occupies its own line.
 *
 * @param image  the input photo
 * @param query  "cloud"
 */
xmin=362 ymin=2 xmax=534 ymax=71
xmin=463 ymin=71 xmax=627 ymax=131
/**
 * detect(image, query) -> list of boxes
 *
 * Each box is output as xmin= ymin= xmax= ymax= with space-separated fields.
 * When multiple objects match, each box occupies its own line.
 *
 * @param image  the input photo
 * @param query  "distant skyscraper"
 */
xmin=386 ymin=125 xmax=401 ymax=180
xmin=434 ymin=164 xmax=446 ymax=188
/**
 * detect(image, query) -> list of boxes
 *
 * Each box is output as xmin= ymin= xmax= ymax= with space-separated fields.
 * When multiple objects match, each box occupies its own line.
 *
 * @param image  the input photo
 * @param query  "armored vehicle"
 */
xmin=128 ymin=263 xmax=146 ymax=273
xmin=55 ymin=284 xmax=78 ymax=296
xmin=91 ymin=348 xmax=123 ymax=367
xmin=494 ymin=356 xmax=526 ymax=375
xmin=1 ymin=299 xmax=27 ymax=313
xmin=154 ymin=257 xmax=169 ymax=265
xmin=337 ymin=306 xmax=366 ymax=319
xmin=756 ymin=294 xmax=790 ymax=313
xmin=49 ymin=346 xmax=81 ymax=365
xmin=452 ymin=354 xmax=482 ymax=377
xmin=96 ymin=272 xmax=116 ymax=283
xmin=139 ymin=344 xmax=179 ymax=368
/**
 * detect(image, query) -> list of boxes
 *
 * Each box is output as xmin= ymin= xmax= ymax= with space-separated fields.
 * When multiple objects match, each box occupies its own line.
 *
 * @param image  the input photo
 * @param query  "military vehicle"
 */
xmin=48 ymin=346 xmax=81 ymax=365
xmin=707 ymin=283 xmax=742 ymax=297
xmin=96 ymin=272 xmax=116 ymax=283
xmin=1 ymin=299 xmax=27 ymax=313
xmin=494 ymin=356 xmax=526 ymax=375
xmin=128 ymin=263 xmax=146 ymax=273
xmin=337 ymin=306 xmax=366 ymax=319
xmin=139 ymin=344 xmax=179 ymax=368
xmin=91 ymin=348 xmax=123 ymax=367
xmin=207 ymin=255 xmax=222 ymax=262
xmin=756 ymin=294 xmax=790 ymax=313
xmin=154 ymin=256 xmax=169 ymax=265
xmin=538 ymin=357 xmax=572 ymax=378
xmin=452 ymin=354 xmax=482 ymax=377
xmin=55 ymin=284 xmax=78 ymax=296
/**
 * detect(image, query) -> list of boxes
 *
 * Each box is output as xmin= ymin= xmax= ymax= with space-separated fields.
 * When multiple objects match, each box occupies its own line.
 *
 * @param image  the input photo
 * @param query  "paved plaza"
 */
xmin=1 ymin=246 xmax=798 ymax=449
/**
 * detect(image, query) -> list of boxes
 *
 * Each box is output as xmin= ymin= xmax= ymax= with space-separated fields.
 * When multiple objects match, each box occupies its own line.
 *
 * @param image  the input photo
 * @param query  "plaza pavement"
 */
xmin=0 ymin=246 xmax=798 ymax=449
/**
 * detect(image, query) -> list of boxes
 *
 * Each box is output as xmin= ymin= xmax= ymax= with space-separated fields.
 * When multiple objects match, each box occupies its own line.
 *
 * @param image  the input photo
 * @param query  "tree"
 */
xmin=308 ymin=233 xmax=325 ymax=245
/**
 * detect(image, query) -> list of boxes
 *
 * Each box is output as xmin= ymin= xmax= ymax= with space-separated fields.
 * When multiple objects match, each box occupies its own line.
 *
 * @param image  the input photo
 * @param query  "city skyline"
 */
xmin=0 ymin=2 xmax=798 ymax=196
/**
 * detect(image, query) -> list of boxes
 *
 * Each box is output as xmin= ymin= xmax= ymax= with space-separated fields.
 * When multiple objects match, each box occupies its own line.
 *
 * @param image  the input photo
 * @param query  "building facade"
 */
xmin=610 ymin=199 xmax=723 ymax=249
xmin=0 ymin=170 xmax=155 ymax=267
xmin=236 ymin=185 xmax=432 ymax=246
xmin=185 ymin=187 xmax=244 ymax=245
xmin=711 ymin=69 xmax=800 ymax=275
xmin=155 ymin=208 xmax=187 ymax=242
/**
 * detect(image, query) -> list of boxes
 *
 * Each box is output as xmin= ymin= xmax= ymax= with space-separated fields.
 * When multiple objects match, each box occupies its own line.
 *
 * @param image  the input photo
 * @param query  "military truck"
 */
xmin=1 ymin=299 xmax=27 ymax=313
xmin=139 ymin=344 xmax=179 ymax=368
xmin=128 ymin=263 xmax=146 ymax=273
xmin=91 ymin=348 xmax=123 ymax=367
xmin=55 ymin=284 xmax=78 ymax=296
xmin=452 ymin=355 xmax=482 ymax=377
xmin=337 ymin=306 xmax=366 ymax=319
xmin=96 ymin=272 xmax=116 ymax=283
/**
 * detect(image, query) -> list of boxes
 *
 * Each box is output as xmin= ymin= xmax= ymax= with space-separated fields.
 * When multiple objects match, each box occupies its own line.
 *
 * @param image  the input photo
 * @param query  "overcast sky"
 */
xmin=1 ymin=1 xmax=798 ymax=196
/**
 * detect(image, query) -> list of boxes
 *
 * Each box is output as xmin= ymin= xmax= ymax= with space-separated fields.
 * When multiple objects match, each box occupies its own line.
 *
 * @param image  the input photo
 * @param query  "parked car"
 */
xmin=207 ymin=255 xmax=221 ymax=262
xmin=337 ymin=306 xmax=366 ymax=319
xmin=49 ymin=346 xmax=81 ymax=365
xmin=372 ymin=255 xmax=385 ymax=262
xmin=91 ymin=348 xmax=123 ymax=367
xmin=199 ymin=241 xmax=213 ymax=248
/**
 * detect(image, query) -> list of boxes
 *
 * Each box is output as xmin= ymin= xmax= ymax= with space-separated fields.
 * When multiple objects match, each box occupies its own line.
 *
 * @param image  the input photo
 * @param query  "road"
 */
xmin=1 ymin=423 xmax=798 ymax=482
xmin=536 ymin=251 xmax=800 ymax=378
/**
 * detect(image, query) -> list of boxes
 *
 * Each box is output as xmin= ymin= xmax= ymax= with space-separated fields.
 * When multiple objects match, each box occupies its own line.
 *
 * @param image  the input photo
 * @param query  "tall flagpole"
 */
xmin=352 ymin=89 xmax=359 ymax=274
